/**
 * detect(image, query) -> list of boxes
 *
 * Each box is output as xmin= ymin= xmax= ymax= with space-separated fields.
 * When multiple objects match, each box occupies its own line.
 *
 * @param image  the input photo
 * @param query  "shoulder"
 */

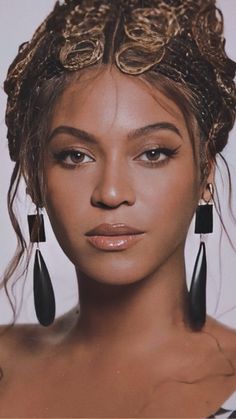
xmin=206 ymin=316 xmax=236 ymax=363
xmin=207 ymin=316 xmax=236 ymax=354
xmin=0 ymin=307 xmax=79 ymax=358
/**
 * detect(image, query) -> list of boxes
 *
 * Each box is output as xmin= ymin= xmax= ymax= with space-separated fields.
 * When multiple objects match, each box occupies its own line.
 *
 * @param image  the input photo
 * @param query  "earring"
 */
xmin=189 ymin=183 xmax=213 ymax=330
xmin=28 ymin=210 xmax=55 ymax=327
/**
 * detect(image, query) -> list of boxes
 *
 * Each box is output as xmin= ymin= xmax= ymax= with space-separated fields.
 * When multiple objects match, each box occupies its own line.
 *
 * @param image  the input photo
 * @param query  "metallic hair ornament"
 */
xmin=4 ymin=0 xmax=236 ymax=162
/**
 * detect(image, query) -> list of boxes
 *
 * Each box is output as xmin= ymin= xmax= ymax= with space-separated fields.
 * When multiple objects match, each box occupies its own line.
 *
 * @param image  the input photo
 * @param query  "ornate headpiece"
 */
xmin=4 ymin=0 xmax=236 ymax=162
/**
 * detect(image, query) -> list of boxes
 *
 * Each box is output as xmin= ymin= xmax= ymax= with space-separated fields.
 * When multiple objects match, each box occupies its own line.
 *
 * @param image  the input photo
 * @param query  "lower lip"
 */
xmin=86 ymin=234 xmax=144 ymax=251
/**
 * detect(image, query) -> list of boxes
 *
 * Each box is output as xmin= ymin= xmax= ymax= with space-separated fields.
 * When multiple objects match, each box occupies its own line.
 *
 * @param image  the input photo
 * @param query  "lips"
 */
xmin=85 ymin=223 xmax=144 ymax=236
xmin=85 ymin=223 xmax=145 ymax=251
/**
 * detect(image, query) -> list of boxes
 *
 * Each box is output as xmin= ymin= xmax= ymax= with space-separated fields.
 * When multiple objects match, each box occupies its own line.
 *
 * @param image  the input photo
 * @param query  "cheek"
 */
xmin=138 ymin=160 xmax=199 ymax=253
xmin=44 ymin=168 xmax=93 ymax=258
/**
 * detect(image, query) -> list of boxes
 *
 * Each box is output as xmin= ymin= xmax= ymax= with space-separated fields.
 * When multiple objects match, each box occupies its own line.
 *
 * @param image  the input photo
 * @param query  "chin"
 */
xmin=75 ymin=256 xmax=153 ymax=287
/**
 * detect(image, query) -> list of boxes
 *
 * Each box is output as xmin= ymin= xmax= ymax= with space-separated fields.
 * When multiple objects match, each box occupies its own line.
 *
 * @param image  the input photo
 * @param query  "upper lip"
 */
xmin=85 ymin=223 xmax=145 ymax=236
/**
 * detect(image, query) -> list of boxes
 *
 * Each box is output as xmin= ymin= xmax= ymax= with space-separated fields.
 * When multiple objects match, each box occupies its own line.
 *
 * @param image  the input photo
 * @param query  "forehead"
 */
xmin=50 ymin=66 xmax=188 ymax=139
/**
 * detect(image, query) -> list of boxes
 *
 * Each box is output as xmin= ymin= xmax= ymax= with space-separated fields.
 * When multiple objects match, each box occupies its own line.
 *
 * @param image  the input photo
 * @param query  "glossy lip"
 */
xmin=85 ymin=223 xmax=144 ymax=236
xmin=85 ymin=223 xmax=145 ymax=251
xmin=86 ymin=234 xmax=144 ymax=251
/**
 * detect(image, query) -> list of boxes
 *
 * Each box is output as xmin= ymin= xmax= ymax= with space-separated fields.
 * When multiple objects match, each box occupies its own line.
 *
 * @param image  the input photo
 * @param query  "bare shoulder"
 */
xmin=206 ymin=316 xmax=236 ymax=364
xmin=0 ymin=307 xmax=79 ymax=360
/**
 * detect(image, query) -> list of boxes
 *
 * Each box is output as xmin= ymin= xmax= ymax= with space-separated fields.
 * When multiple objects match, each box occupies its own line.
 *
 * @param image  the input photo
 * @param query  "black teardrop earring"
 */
xmin=189 ymin=183 xmax=213 ymax=330
xmin=28 ymin=210 xmax=55 ymax=327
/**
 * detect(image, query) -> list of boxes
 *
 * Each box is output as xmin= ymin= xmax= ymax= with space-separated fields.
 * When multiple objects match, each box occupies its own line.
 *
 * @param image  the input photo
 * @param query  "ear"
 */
xmin=200 ymin=162 xmax=215 ymax=202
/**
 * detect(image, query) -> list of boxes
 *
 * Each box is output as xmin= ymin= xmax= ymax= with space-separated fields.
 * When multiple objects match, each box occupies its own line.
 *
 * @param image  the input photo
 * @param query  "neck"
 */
xmin=75 ymin=245 xmax=190 ymax=350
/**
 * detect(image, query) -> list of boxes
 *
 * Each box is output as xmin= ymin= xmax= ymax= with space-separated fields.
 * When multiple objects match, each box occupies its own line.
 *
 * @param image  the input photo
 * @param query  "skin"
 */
xmin=0 ymin=66 xmax=236 ymax=418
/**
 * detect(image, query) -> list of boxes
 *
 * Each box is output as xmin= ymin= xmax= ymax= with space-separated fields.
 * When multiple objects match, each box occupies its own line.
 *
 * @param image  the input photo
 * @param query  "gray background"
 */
xmin=0 ymin=0 xmax=236 ymax=325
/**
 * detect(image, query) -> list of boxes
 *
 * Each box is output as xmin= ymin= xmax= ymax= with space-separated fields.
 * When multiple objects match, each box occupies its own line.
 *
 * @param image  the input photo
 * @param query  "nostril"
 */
xmin=97 ymin=201 xmax=114 ymax=209
xmin=90 ymin=172 xmax=136 ymax=208
xmin=92 ymin=199 xmax=131 ymax=209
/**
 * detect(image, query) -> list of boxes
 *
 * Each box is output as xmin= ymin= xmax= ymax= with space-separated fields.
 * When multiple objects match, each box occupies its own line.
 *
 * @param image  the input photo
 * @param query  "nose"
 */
xmin=91 ymin=159 xmax=136 ymax=209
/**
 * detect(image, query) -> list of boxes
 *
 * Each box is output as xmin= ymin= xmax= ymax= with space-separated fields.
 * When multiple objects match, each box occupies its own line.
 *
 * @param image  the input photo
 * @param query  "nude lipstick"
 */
xmin=85 ymin=223 xmax=145 ymax=251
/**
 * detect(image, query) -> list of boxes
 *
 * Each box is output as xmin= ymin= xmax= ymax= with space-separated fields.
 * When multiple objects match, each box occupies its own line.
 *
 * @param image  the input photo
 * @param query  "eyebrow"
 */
xmin=48 ymin=126 xmax=97 ymax=144
xmin=48 ymin=122 xmax=182 ymax=144
xmin=128 ymin=122 xmax=182 ymax=140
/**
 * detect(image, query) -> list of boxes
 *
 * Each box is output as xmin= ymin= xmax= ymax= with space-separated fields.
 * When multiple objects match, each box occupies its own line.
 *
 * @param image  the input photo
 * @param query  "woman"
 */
xmin=1 ymin=0 xmax=236 ymax=417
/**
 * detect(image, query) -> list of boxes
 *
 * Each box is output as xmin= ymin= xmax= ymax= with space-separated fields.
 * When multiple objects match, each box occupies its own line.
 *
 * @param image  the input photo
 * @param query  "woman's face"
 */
xmin=44 ymin=67 xmax=201 ymax=285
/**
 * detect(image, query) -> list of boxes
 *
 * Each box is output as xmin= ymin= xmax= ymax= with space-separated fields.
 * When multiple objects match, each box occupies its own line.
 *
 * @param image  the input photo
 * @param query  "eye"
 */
xmin=137 ymin=147 xmax=179 ymax=165
xmin=53 ymin=149 xmax=94 ymax=166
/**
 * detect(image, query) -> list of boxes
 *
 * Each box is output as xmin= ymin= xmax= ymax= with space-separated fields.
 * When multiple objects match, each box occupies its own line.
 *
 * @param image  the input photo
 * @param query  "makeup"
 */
xmin=85 ymin=224 xmax=145 ymax=251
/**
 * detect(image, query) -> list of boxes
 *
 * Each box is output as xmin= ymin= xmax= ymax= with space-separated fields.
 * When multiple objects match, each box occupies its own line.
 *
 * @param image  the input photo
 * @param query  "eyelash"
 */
xmin=52 ymin=146 xmax=180 ymax=168
xmin=136 ymin=146 xmax=180 ymax=167
xmin=53 ymin=149 xmax=94 ymax=167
